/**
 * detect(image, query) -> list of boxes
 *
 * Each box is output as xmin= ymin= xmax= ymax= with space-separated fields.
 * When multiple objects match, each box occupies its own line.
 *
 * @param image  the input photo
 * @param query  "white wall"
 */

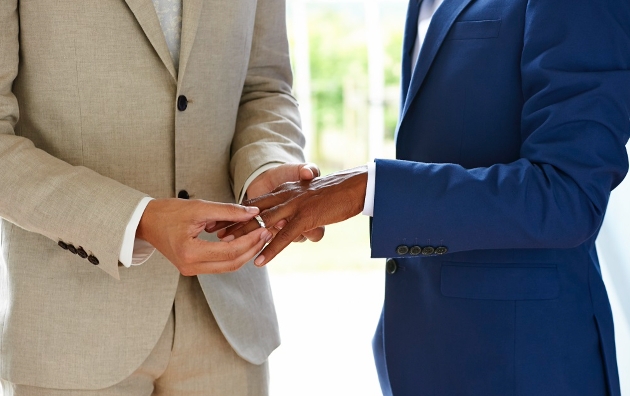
xmin=597 ymin=145 xmax=630 ymax=395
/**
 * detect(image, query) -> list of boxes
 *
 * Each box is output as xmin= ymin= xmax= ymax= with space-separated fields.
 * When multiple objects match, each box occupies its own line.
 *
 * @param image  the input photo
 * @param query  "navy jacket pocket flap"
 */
xmin=448 ymin=19 xmax=502 ymax=40
xmin=441 ymin=264 xmax=560 ymax=300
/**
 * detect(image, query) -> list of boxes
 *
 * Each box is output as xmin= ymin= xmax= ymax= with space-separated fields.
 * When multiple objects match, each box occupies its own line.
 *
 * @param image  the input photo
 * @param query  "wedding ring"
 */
xmin=255 ymin=215 xmax=266 ymax=229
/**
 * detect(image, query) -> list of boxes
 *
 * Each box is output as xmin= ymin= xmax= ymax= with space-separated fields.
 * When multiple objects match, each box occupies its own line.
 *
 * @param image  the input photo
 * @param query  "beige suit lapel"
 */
xmin=178 ymin=0 xmax=204 ymax=84
xmin=124 ymin=0 xmax=178 ymax=82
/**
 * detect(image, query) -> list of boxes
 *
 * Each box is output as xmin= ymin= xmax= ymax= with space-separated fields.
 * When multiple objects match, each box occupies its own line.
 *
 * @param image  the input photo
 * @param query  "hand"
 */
xmin=246 ymin=163 xmax=321 ymax=200
xmin=220 ymin=166 xmax=368 ymax=267
xmin=136 ymin=198 xmax=273 ymax=275
xmin=217 ymin=163 xmax=325 ymax=243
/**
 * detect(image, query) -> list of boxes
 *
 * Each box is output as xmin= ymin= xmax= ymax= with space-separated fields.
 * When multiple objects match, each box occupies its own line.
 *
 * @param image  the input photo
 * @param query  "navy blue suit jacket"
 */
xmin=370 ymin=0 xmax=630 ymax=395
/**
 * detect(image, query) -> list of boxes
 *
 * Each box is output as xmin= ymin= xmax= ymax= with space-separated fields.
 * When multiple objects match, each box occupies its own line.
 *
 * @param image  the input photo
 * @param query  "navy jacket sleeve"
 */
xmin=371 ymin=0 xmax=630 ymax=257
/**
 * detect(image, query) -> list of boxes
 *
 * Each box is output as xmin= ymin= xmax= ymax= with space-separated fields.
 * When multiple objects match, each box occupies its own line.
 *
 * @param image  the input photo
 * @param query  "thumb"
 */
xmin=201 ymin=201 xmax=260 ymax=223
xmin=298 ymin=163 xmax=320 ymax=181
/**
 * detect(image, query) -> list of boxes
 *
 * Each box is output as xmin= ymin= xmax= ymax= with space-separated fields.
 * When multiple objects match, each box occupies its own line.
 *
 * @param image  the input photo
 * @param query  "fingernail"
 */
xmin=302 ymin=167 xmax=314 ymax=179
xmin=246 ymin=206 xmax=260 ymax=214
xmin=261 ymin=229 xmax=272 ymax=242
xmin=222 ymin=234 xmax=235 ymax=242
xmin=255 ymin=255 xmax=265 ymax=266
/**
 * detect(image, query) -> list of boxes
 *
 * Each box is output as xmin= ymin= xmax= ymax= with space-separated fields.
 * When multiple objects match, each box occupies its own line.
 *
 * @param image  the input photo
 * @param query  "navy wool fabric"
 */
xmin=370 ymin=0 xmax=630 ymax=394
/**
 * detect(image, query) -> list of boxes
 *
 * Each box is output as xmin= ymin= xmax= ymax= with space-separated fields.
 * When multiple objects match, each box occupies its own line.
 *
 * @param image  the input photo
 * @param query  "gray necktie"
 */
xmin=152 ymin=0 xmax=183 ymax=72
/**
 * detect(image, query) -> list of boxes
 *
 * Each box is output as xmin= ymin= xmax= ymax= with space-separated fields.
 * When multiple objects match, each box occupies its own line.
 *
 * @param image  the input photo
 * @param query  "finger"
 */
xmin=254 ymin=219 xmax=305 ymax=267
xmin=192 ymin=227 xmax=270 ymax=264
xmin=224 ymin=218 xmax=283 ymax=241
xmin=200 ymin=201 xmax=259 ymax=223
xmin=266 ymin=224 xmax=282 ymax=239
xmin=220 ymin=218 xmax=261 ymax=241
xmin=303 ymin=226 xmax=325 ymax=242
xmin=243 ymin=190 xmax=290 ymax=210
xmin=214 ymin=221 xmax=247 ymax=237
xmin=222 ymin=216 xmax=287 ymax=242
xmin=273 ymin=219 xmax=288 ymax=230
xmin=191 ymin=235 xmax=269 ymax=275
xmin=299 ymin=163 xmax=320 ymax=180
xmin=222 ymin=203 xmax=295 ymax=241
xmin=206 ymin=220 xmax=237 ymax=234
xmin=293 ymin=235 xmax=307 ymax=243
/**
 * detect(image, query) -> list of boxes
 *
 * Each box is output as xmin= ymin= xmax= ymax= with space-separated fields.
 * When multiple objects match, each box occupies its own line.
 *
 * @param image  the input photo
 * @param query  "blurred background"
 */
xmin=1 ymin=1 xmax=628 ymax=395
xmin=268 ymin=1 xmax=405 ymax=394
xmin=286 ymin=0 xmax=405 ymax=169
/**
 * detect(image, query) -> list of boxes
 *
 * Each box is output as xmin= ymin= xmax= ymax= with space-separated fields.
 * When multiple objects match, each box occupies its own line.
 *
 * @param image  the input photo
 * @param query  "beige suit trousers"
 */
xmin=0 ymin=275 xmax=268 ymax=396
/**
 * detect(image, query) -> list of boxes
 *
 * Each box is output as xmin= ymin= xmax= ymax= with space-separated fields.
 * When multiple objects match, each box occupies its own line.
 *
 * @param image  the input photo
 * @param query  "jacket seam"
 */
xmin=74 ymin=39 xmax=85 ymax=165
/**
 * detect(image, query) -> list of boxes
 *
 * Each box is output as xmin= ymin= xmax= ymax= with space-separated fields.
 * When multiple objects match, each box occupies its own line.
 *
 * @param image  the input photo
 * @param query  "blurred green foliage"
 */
xmin=288 ymin=3 xmax=405 ymax=167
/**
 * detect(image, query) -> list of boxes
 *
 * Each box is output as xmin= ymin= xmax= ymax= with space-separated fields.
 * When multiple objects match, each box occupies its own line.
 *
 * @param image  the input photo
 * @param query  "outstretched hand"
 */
xmin=219 ymin=166 xmax=368 ymax=267
xmin=215 ymin=163 xmax=326 ymax=243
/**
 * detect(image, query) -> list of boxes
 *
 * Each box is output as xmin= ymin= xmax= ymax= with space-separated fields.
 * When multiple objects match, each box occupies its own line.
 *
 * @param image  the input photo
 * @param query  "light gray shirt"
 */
xmin=152 ymin=0 xmax=183 ymax=71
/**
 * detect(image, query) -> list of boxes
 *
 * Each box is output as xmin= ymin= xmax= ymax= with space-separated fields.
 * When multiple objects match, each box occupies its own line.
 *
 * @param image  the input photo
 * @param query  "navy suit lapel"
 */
xmin=400 ymin=0 xmax=476 ymax=121
xmin=401 ymin=0 xmax=422 ymax=109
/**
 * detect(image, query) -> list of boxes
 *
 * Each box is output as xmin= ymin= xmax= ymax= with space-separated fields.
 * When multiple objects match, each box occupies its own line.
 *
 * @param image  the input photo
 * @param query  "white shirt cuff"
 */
xmin=362 ymin=161 xmax=376 ymax=217
xmin=239 ymin=163 xmax=284 ymax=203
xmin=119 ymin=197 xmax=156 ymax=268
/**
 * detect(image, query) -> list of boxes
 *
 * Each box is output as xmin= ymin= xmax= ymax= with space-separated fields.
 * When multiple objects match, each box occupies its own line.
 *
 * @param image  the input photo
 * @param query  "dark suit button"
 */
xmin=77 ymin=247 xmax=88 ymax=259
xmin=58 ymin=241 xmax=69 ymax=250
xmin=396 ymin=245 xmax=409 ymax=255
xmin=435 ymin=246 xmax=448 ymax=255
xmin=88 ymin=255 xmax=100 ymax=265
xmin=68 ymin=244 xmax=78 ymax=255
xmin=177 ymin=95 xmax=188 ymax=111
xmin=386 ymin=258 xmax=398 ymax=275
xmin=421 ymin=246 xmax=435 ymax=255
xmin=178 ymin=190 xmax=190 ymax=199
xmin=409 ymin=246 xmax=422 ymax=256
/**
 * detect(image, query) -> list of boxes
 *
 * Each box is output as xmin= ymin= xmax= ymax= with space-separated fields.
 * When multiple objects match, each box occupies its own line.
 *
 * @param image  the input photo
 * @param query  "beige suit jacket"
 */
xmin=0 ymin=0 xmax=304 ymax=389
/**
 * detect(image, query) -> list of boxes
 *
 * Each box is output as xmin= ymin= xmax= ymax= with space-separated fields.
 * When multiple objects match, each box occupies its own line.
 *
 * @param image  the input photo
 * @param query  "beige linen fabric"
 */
xmin=0 ymin=0 xmax=303 ymax=390
xmin=1 ymin=275 xmax=269 ymax=396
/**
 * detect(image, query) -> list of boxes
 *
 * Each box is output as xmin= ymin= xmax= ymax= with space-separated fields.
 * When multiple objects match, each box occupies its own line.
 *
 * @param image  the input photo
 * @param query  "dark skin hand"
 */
xmin=219 ymin=166 xmax=368 ymax=267
xmin=212 ymin=163 xmax=326 ymax=243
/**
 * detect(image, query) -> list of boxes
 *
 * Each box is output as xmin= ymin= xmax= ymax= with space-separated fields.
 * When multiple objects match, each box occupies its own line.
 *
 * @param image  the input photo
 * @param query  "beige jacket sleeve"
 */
xmin=230 ymin=0 xmax=306 ymax=200
xmin=0 ymin=1 xmax=148 ymax=279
